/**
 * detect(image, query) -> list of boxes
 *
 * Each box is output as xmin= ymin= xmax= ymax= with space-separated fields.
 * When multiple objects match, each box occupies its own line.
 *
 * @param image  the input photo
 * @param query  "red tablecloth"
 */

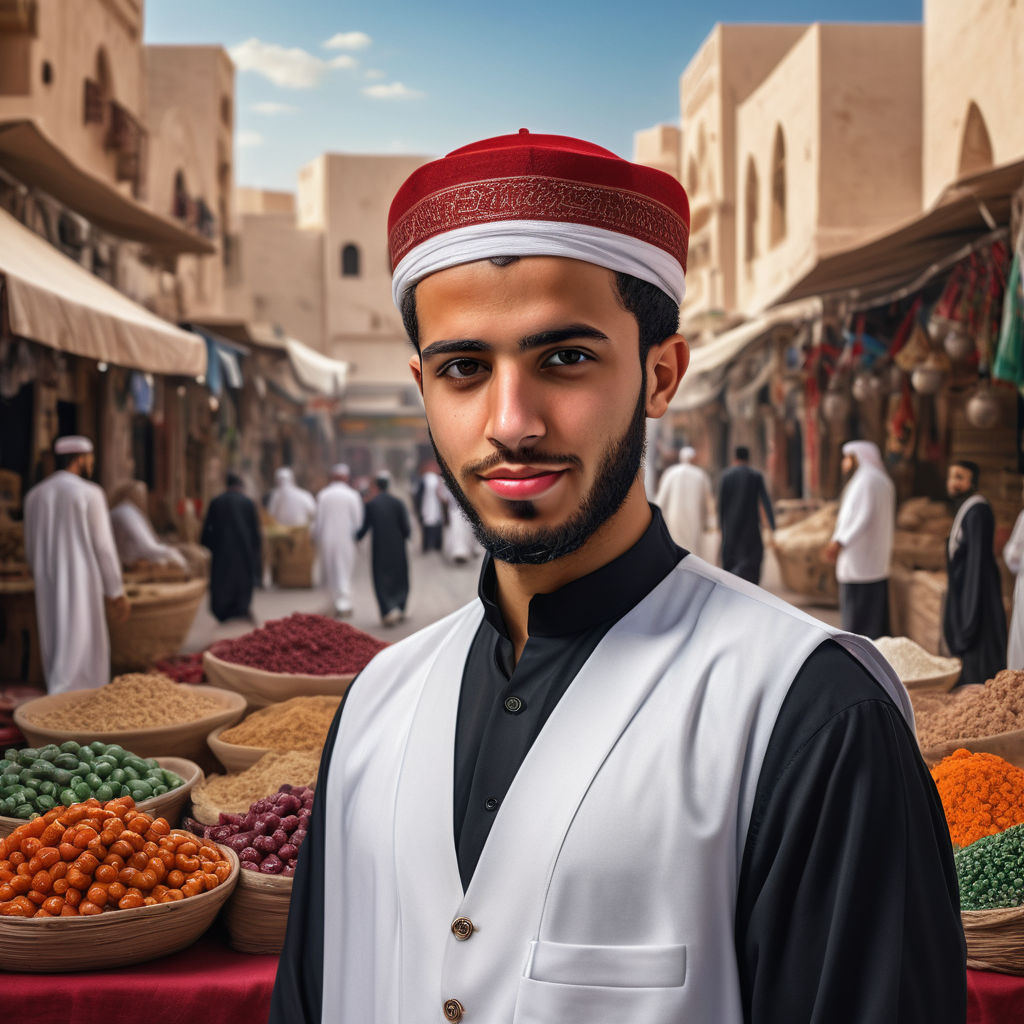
xmin=968 ymin=967 xmax=1024 ymax=1024
xmin=3 ymin=925 xmax=279 ymax=1024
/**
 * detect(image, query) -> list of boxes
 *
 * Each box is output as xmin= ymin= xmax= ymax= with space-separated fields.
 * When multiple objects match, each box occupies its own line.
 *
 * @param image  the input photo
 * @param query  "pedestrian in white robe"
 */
xmin=440 ymin=484 xmax=480 ymax=564
xmin=824 ymin=440 xmax=895 ymax=638
xmin=1002 ymin=484 xmax=1024 ymax=669
xmin=109 ymin=480 xmax=187 ymax=570
xmin=267 ymin=467 xmax=316 ymax=527
xmin=23 ymin=437 xmax=130 ymax=693
xmin=654 ymin=446 xmax=714 ymax=556
xmin=313 ymin=464 xmax=364 ymax=616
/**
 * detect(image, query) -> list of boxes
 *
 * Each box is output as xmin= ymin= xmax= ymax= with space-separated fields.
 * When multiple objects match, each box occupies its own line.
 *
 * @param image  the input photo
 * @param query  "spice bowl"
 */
xmin=224 ymin=869 xmax=294 ymax=955
xmin=207 ymin=723 xmax=271 ymax=774
xmin=203 ymin=647 xmax=355 ymax=710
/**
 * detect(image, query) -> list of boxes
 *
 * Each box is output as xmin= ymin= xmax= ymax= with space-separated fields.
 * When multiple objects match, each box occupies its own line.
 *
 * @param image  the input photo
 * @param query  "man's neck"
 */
xmin=492 ymin=483 xmax=652 ymax=661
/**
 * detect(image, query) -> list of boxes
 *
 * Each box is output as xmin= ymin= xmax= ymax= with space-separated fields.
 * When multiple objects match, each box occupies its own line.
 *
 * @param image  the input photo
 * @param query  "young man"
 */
xmin=312 ymin=464 xmax=364 ymax=617
xmin=823 ymin=440 xmax=896 ymax=638
xmin=654 ymin=445 xmax=714 ymax=557
xmin=200 ymin=472 xmax=262 ymax=623
xmin=718 ymin=445 xmax=775 ymax=583
xmin=272 ymin=131 xmax=964 ymax=1023
xmin=944 ymin=459 xmax=1007 ymax=684
xmin=24 ymin=435 xmax=129 ymax=693
xmin=356 ymin=470 xmax=411 ymax=625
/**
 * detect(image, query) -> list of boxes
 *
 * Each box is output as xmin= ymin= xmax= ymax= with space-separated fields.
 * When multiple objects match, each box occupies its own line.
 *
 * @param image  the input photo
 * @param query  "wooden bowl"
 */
xmin=902 ymin=666 xmax=961 ymax=693
xmin=206 ymin=724 xmax=270 ymax=774
xmin=13 ymin=686 xmax=247 ymax=764
xmin=0 ymin=756 xmax=203 ymax=837
xmin=224 ymin=868 xmax=294 ymax=954
xmin=202 ymin=649 xmax=354 ymax=709
xmin=0 ymin=841 xmax=239 ymax=972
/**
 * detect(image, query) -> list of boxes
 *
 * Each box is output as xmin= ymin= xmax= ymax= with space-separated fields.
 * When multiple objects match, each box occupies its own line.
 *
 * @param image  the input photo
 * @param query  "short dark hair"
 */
xmin=952 ymin=459 xmax=979 ymax=487
xmin=55 ymin=452 xmax=78 ymax=471
xmin=400 ymin=259 xmax=679 ymax=362
xmin=735 ymin=446 xmax=750 ymax=461
xmin=226 ymin=472 xmax=243 ymax=488
xmin=375 ymin=474 xmax=391 ymax=491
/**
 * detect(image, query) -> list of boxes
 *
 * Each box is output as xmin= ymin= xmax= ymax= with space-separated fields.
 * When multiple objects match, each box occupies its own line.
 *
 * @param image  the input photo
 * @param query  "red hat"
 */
xmin=388 ymin=129 xmax=690 ymax=307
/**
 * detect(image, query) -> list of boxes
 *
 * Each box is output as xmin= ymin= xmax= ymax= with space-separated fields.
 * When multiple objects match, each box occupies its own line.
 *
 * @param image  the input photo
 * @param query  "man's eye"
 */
xmin=440 ymin=358 xmax=484 ymax=380
xmin=544 ymin=349 xmax=591 ymax=367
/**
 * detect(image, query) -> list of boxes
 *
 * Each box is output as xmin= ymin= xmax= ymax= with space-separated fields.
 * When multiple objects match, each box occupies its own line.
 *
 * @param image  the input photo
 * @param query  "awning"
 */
xmin=285 ymin=337 xmax=349 ymax=397
xmin=0 ymin=120 xmax=214 ymax=255
xmin=778 ymin=159 xmax=1024 ymax=306
xmin=0 ymin=206 xmax=206 ymax=375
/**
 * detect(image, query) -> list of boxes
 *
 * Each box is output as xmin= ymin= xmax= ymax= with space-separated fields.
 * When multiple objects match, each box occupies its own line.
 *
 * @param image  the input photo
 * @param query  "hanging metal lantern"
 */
xmin=851 ymin=372 xmax=872 ymax=402
xmin=943 ymin=325 xmax=974 ymax=361
xmin=910 ymin=364 xmax=944 ymax=395
xmin=821 ymin=387 xmax=851 ymax=424
xmin=966 ymin=384 xmax=1000 ymax=429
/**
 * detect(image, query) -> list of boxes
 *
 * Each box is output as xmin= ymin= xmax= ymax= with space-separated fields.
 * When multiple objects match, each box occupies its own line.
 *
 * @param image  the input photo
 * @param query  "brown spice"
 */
xmin=915 ymin=670 xmax=1024 ymax=749
xmin=192 ymin=750 xmax=320 ymax=815
xmin=218 ymin=695 xmax=341 ymax=752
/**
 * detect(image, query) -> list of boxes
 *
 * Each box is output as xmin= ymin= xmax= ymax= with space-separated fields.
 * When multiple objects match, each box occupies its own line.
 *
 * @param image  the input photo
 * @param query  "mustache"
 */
xmin=463 ymin=448 xmax=583 ymax=476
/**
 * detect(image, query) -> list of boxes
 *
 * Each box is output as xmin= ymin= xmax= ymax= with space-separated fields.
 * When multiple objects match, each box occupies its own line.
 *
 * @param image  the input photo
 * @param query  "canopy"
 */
xmin=0 ymin=120 xmax=214 ymax=254
xmin=0 ymin=206 xmax=206 ymax=375
xmin=285 ymin=337 xmax=349 ymax=398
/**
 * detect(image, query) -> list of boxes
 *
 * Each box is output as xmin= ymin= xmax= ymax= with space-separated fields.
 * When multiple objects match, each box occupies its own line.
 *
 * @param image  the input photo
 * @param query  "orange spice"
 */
xmin=930 ymin=748 xmax=1024 ymax=847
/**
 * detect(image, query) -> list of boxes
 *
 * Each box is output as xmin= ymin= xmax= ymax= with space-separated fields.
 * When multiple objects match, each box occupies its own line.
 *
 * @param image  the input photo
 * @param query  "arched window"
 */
xmin=220 ymin=95 xmax=232 ymax=129
xmin=744 ymin=157 xmax=759 ymax=266
xmin=958 ymin=101 xmax=994 ymax=178
xmin=173 ymin=169 xmax=188 ymax=220
xmin=770 ymin=126 xmax=786 ymax=247
xmin=341 ymin=243 xmax=361 ymax=277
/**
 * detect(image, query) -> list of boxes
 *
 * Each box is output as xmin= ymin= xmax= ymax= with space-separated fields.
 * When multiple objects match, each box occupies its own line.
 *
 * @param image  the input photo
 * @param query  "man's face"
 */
xmin=75 ymin=453 xmax=95 ymax=479
xmin=410 ymin=256 xmax=659 ymax=564
xmin=841 ymin=453 xmax=857 ymax=478
xmin=947 ymin=464 xmax=974 ymax=497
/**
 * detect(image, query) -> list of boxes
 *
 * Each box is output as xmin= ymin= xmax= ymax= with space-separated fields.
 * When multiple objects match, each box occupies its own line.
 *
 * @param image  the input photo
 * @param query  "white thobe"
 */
xmin=443 ymin=497 xmax=479 ymax=562
xmin=24 ymin=471 xmax=124 ymax=693
xmin=313 ymin=482 xmax=364 ymax=613
xmin=109 ymin=501 xmax=186 ymax=568
xmin=267 ymin=483 xmax=316 ymax=527
xmin=1003 ymin=510 xmax=1024 ymax=669
xmin=831 ymin=463 xmax=895 ymax=583
xmin=419 ymin=472 xmax=444 ymax=527
xmin=654 ymin=463 xmax=713 ymax=556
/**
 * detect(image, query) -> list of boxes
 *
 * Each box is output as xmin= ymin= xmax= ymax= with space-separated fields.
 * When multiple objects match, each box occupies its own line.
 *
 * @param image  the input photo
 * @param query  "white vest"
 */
xmin=321 ymin=555 xmax=911 ymax=1024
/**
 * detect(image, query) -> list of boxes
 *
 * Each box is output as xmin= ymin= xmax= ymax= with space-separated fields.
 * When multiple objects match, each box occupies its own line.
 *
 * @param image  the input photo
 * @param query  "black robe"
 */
xmin=944 ymin=498 xmax=1007 ymax=685
xmin=356 ymin=491 xmax=411 ymax=616
xmin=200 ymin=488 xmax=262 ymax=622
xmin=718 ymin=464 xmax=776 ymax=584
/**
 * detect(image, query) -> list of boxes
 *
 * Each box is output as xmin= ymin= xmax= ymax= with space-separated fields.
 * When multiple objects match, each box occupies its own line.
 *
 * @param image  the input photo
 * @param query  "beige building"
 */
xmin=923 ymin=0 xmax=1024 ymax=205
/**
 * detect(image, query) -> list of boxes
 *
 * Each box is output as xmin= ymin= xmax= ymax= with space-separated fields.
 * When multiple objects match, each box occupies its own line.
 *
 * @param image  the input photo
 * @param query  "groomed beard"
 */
xmin=433 ymin=385 xmax=648 ymax=565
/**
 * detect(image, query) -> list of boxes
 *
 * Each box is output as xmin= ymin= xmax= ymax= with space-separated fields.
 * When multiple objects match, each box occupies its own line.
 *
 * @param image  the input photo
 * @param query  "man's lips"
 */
xmin=479 ymin=468 xmax=568 ymax=500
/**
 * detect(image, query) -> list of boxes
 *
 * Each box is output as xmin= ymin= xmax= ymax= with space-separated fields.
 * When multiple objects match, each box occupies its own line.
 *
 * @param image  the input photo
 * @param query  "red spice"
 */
xmin=212 ymin=614 xmax=387 ymax=676
xmin=152 ymin=652 xmax=206 ymax=684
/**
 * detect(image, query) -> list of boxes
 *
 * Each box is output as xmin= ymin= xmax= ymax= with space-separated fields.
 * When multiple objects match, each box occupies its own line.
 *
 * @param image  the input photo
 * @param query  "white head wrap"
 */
xmin=841 ymin=441 xmax=884 ymax=472
xmin=679 ymin=446 xmax=696 ymax=463
xmin=275 ymin=468 xmax=295 ymax=486
xmin=331 ymin=463 xmax=351 ymax=479
xmin=54 ymin=436 xmax=93 ymax=455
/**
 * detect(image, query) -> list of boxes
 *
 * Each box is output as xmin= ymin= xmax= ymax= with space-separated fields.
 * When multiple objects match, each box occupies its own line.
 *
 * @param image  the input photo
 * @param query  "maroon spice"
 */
xmin=212 ymin=613 xmax=387 ymax=676
xmin=152 ymin=652 xmax=206 ymax=684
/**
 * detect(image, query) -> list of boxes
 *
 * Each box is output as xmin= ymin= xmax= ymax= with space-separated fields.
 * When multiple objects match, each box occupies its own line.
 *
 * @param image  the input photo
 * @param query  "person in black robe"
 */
xmin=718 ymin=446 xmax=776 ymax=584
xmin=356 ymin=471 xmax=411 ymax=625
xmin=943 ymin=460 xmax=1007 ymax=685
xmin=200 ymin=472 xmax=262 ymax=622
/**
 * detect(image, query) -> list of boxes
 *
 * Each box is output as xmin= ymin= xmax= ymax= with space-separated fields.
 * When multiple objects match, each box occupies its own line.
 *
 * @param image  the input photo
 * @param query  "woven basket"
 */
xmin=0 ymin=841 xmax=239 ymax=972
xmin=224 ymin=868 xmax=294 ymax=954
xmin=962 ymin=906 xmax=1024 ymax=975
xmin=108 ymin=578 xmax=207 ymax=673
xmin=207 ymin=724 xmax=271 ymax=774
xmin=921 ymin=729 xmax=1024 ymax=770
xmin=13 ymin=685 xmax=246 ymax=764
xmin=0 ymin=756 xmax=203 ymax=838
xmin=270 ymin=529 xmax=314 ymax=589
xmin=203 ymin=649 xmax=355 ymax=709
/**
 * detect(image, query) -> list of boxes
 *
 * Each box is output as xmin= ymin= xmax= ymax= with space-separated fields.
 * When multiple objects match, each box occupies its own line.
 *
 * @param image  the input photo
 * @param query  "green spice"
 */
xmin=956 ymin=823 xmax=1024 ymax=911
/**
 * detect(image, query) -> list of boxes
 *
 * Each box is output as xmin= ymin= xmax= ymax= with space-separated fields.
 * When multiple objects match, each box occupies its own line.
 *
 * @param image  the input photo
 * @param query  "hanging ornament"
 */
xmin=911 ymin=352 xmax=950 ymax=396
xmin=943 ymin=325 xmax=974 ymax=361
xmin=966 ymin=382 xmax=1000 ymax=429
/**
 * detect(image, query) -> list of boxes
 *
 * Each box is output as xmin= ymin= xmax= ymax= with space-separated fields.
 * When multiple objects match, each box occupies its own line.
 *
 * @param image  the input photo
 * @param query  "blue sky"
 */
xmin=145 ymin=0 xmax=923 ymax=192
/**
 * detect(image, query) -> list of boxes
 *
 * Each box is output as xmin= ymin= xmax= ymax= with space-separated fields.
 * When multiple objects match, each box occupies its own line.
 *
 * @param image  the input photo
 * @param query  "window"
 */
xmin=769 ymin=126 xmax=786 ymax=247
xmin=341 ymin=243 xmax=360 ymax=277
xmin=744 ymin=157 xmax=759 ymax=266
xmin=958 ymin=102 xmax=993 ymax=178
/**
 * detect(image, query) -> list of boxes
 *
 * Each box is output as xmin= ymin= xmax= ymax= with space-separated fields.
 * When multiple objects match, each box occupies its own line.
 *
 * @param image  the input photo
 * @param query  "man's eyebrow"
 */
xmin=420 ymin=339 xmax=491 ymax=359
xmin=420 ymin=324 xmax=609 ymax=361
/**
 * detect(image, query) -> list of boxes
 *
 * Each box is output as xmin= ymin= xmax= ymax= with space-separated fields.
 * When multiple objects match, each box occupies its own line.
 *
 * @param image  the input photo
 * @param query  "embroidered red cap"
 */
xmin=388 ymin=129 xmax=690 ymax=308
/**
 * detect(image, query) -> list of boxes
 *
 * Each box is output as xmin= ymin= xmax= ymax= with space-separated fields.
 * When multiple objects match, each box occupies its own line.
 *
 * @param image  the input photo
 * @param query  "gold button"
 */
xmin=443 ymin=998 xmax=465 ymax=1021
xmin=451 ymin=916 xmax=474 ymax=940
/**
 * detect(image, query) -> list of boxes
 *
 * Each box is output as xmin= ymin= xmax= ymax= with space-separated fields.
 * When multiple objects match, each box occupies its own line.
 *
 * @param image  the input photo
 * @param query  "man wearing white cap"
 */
xmin=23 ymin=436 xmax=130 ymax=693
xmin=824 ymin=440 xmax=896 ymax=638
xmin=312 ymin=464 xmax=364 ymax=617
xmin=267 ymin=467 xmax=316 ymax=527
xmin=273 ymin=131 xmax=963 ymax=1024
xmin=654 ymin=445 xmax=714 ymax=557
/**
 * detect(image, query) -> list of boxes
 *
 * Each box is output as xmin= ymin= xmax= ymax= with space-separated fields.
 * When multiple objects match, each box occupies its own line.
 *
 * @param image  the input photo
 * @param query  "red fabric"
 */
xmin=3 ymin=927 xmax=279 ymax=1024
xmin=388 ymin=129 xmax=690 ymax=269
xmin=967 ymin=967 xmax=1024 ymax=1024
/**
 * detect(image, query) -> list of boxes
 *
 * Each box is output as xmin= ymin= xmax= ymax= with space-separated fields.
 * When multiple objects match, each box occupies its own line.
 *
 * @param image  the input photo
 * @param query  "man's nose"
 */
xmin=485 ymin=365 xmax=545 ymax=452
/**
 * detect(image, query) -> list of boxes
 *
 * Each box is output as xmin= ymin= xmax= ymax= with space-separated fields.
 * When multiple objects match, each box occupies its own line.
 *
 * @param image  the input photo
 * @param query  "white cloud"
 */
xmin=229 ymin=38 xmax=327 ymax=89
xmin=324 ymin=31 xmax=372 ymax=51
xmin=365 ymin=68 xmax=386 ymax=80
xmin=251 ymin=102 xmax=297 ymax=115
xmin=236 ymin=130 xmax=265 ymax=148
xmin=329 ymin=54 xmax=358 ymax=70
xmin=362 ymin=81 xmax=424 ymax=100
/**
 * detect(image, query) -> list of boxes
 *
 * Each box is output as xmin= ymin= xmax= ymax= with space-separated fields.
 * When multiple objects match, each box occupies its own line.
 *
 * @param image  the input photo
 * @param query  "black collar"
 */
xmin=477 ymin=505 xmax=686 ymax=640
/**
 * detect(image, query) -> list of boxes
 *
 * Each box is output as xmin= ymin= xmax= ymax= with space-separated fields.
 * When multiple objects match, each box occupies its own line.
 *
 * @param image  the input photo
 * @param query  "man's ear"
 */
xmin=645 ymin=334 xmax=689 ymax=418
xmin=409 ymin=353 xmax=424 ymax=394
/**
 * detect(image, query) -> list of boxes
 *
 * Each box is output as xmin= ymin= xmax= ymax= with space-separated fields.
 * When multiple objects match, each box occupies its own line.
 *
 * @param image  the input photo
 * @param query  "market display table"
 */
xmin=3 ymin=927 xmax=279 ymax=1024
xmin=969 ymin=967 xmax=1024 ymax=1023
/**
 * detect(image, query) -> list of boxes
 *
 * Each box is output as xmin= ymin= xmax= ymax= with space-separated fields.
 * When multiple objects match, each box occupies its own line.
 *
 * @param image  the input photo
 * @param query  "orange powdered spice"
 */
xmin=930 ymin=748 xmax=1024 ymax=847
